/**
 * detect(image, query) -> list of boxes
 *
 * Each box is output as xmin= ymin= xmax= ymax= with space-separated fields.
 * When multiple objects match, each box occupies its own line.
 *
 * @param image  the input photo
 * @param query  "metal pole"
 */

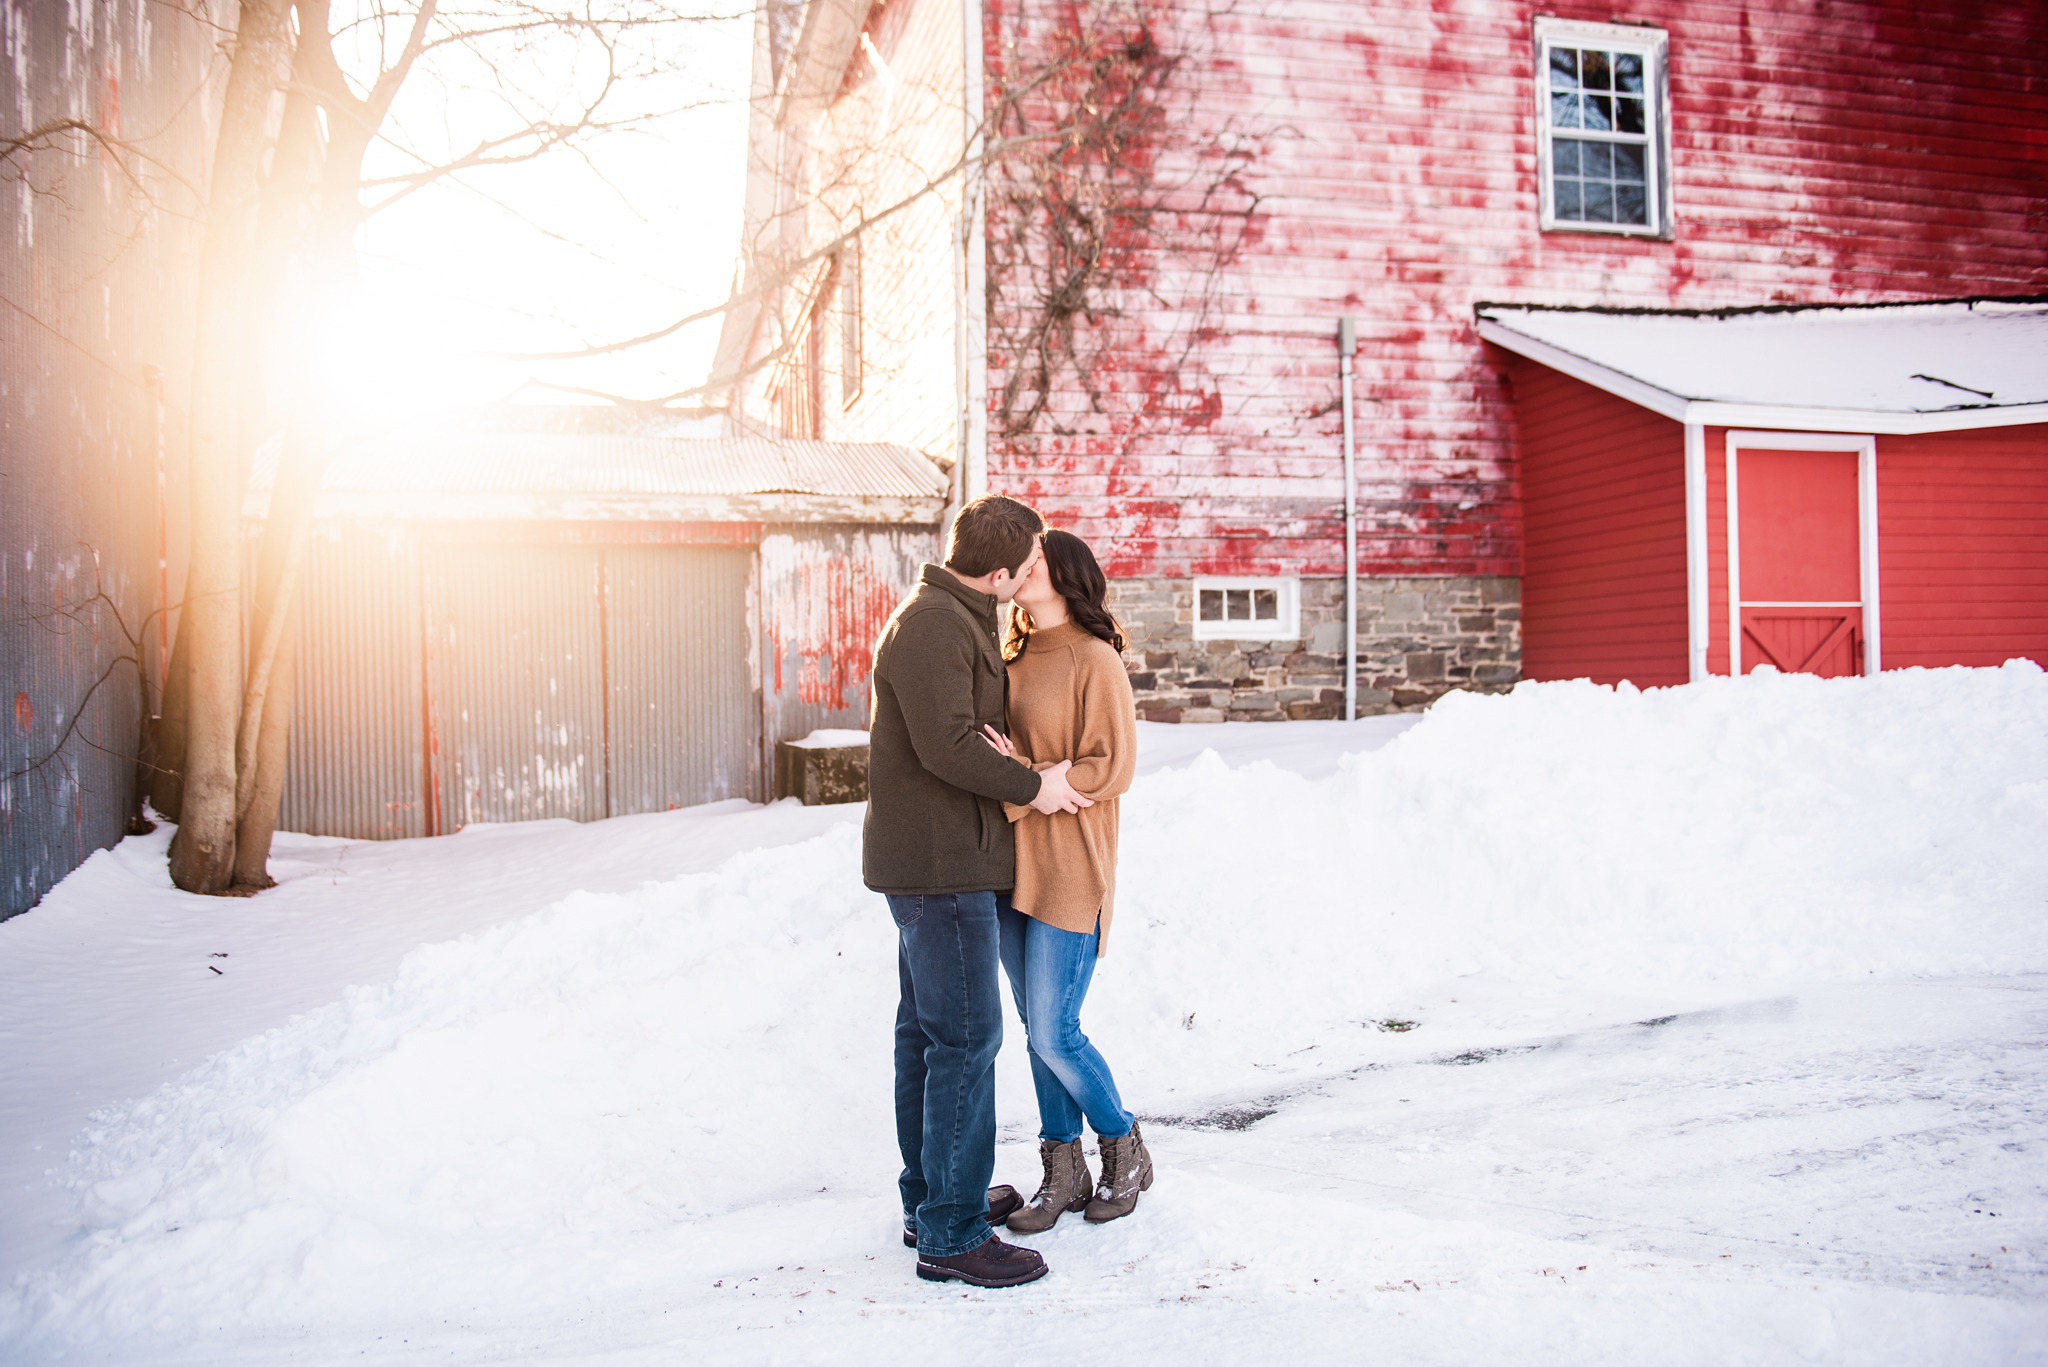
xmin=1339 ymin=317 xmax=1356 ymax=722
xmin=959 ymin=0 xmax=987 ymax=503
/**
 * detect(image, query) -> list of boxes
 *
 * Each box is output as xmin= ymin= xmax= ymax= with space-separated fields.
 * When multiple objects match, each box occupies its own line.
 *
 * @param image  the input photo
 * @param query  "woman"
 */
xmin=980 ymin=528 xmax=1152 ymax=1231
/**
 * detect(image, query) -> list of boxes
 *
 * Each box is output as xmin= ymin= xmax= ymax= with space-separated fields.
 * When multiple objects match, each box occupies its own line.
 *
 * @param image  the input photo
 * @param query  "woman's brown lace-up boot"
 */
xmin=1083 ymin=1121 xmax=1153 ymax=1222
xmin=1006 ymin=1137 xmax=1092 ymax=1234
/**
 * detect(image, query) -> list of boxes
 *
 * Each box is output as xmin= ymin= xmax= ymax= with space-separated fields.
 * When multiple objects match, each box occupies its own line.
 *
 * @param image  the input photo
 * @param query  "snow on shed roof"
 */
xmin=1475 ymin=297 xmax=2048 ymax=434
xmin=249 ymin=434 xmax=951 ymax=525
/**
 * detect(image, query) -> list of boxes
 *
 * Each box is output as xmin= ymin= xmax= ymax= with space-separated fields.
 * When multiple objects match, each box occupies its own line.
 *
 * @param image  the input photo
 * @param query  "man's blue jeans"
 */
xmin=889 ymin=891 xmax=1002 ymax=1258
xmin=998 ymin=906 xmax=1135 ymax=1143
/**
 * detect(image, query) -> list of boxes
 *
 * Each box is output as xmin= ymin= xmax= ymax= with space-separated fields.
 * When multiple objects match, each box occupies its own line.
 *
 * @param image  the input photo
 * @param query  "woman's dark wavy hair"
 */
xmin=1004 ymin=528 xmax=1127 ymax=659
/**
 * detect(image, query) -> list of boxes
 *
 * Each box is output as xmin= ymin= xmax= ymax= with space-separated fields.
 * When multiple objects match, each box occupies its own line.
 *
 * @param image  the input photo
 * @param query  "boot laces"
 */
xmin=1033 ymin=1141 xmax=1066 ymax=1204
xmin=1097 ymin=1135 xmax=1124 ymax=1189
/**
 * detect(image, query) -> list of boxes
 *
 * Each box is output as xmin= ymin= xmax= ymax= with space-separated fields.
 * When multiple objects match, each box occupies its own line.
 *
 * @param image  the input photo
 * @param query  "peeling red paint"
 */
xmin=772 ymin=553 xmax=903 ymax=709
xmin=758 ymin=529 xmax=936 ymax=743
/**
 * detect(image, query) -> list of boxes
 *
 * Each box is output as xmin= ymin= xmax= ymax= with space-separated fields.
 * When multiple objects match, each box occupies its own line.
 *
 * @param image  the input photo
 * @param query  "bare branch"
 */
xmin=0 ymin=116 xmax=205 ymax=203
xmin=520 ymin=333 xmax=795 ymax=408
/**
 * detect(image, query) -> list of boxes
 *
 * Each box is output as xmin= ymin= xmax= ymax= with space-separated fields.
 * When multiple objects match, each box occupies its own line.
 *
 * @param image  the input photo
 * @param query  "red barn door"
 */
xmin=1731 ymin=443 xmax=1869 ymax=677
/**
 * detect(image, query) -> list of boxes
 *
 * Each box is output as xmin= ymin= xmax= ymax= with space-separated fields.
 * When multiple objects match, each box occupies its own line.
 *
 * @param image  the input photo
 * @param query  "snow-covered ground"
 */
xmin=3 ymin=665 xmax=2046 ymax=1365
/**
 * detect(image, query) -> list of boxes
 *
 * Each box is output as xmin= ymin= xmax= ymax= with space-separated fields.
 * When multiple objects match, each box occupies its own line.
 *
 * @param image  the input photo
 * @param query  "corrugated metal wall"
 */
xmin=1 ymin=3 xmax=212 ymax=918
xmin=279 ymin=530 xmax=425 ymax=839
xmin=758 ymin=524 xmax=934 ymax=748
xmin=426 ymin=546 xmax=609 ymax=827
xmin=606 ymin=546 xmax=759 ymax=811
xmin=281 ymin=536 xmax=766 ymax=835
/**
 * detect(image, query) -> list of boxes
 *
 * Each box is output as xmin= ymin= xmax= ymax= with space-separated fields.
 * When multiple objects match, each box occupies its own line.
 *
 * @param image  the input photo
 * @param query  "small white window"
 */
xmin=1192 ymin=577 xmax=1300 ymax=641
xmin=1534 ymin=18 xmax=1670 ymax=238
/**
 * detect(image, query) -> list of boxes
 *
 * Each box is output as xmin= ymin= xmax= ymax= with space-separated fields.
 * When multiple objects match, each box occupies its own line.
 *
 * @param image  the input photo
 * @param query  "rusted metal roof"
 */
xmin=249 ymin=434 xmax=950 ymax=524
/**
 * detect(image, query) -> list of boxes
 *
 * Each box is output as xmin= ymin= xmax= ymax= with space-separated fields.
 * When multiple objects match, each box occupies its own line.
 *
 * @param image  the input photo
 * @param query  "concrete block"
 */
xmin=774 ymin=738 xmax=869 ymax=805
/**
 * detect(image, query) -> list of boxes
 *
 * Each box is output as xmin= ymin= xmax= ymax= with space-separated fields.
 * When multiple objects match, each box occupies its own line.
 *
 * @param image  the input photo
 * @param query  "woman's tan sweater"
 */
xmin=1000 ymin=621 xmax=1138 ymax=954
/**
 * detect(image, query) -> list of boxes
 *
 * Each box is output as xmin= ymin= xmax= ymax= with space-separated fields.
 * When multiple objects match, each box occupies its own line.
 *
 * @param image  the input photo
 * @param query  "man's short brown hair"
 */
xmin=945 ymin=494 xmax=1045 ymax=578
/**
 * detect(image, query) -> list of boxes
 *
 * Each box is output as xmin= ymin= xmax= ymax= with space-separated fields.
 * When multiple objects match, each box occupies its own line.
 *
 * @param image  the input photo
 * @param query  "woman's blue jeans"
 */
xmin=998 ymin=905 xmax=1134 ymax=1143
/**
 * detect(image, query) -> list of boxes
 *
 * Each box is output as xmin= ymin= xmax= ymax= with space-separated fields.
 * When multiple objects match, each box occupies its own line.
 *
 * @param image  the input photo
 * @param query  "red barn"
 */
xmin=717 ymin=0 xmax=2048 ymax=720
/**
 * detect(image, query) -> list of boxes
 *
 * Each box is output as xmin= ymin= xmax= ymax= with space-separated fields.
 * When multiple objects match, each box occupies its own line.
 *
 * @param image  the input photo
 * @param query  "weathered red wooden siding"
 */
xmin=982 ymin=0 xmax=2047 ymax=582
xmin=1877 ymin=426 xmax=2048 ymax=669
xmin=1511 ymin=360 xmax=1689 ymax=686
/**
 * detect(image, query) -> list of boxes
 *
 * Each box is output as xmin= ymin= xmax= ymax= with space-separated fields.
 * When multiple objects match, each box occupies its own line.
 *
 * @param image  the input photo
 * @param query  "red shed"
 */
xmin=1479 ymin=298 xmax=2048 ymax=683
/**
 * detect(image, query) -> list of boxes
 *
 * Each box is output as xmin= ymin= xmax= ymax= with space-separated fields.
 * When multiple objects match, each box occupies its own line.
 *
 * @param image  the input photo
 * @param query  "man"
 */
xmin=865 ymin=494 xmax=1091 ymax=1288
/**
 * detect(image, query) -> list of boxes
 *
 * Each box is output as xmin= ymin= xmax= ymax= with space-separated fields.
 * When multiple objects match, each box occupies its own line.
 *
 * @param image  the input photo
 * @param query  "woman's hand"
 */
xmin=980 ymin=723 xmax=1016 ymax=759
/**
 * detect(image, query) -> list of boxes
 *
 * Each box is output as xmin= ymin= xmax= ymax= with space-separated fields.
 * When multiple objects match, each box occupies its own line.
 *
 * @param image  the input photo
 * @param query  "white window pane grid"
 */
xmin=1548 ymin=46 xmax=1650 ymax=227
xmin=1192 ymin=577 xmax=1300 ymax=640
xmin=1535 ymin=22 xmax=1666 ymax=237
xmin=1198 ymin=586 xmax=1279 ymax=624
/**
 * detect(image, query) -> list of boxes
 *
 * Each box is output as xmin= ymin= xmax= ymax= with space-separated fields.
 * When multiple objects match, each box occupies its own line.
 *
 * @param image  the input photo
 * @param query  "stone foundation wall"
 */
xmin=1106 ymin=576 xmax=1521 ymax=722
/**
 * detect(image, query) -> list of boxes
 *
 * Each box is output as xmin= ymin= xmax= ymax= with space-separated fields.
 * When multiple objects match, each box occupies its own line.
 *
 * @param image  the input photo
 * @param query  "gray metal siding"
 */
xmin=1 ymin=3 xmax=212 ymax=917
xmin=275 ymin=533 xmax=904 ymax=839
xmin=425 ymin=546 xmax=608 ymax=827
xmin=604 ymin=547 xmax=759 ymax=809
xmin=279 ymin=531 xmax=425 ymax=839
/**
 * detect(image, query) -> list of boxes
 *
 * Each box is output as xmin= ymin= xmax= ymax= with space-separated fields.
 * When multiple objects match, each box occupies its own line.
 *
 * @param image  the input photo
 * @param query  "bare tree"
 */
xmin=151 ymin=0 xmax=747 ymax=891
xmin=165 ymin=0 xmax=299 ymax=894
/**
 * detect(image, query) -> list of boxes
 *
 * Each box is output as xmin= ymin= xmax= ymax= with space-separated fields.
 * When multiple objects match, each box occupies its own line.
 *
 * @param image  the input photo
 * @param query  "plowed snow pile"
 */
xmin=4 ymin=663 xmax=2045 ymax=1359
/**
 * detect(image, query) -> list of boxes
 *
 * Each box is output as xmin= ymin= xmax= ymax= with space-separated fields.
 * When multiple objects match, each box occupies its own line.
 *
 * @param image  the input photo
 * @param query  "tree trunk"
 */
xmin=167 ymin=0 xmax=296 ymax=894
xmin=229 ymin=62 xmax=322 ymax=882
xmin=225 ymin=45 xmax=346 ymax=888
xmin=227 ymin=0 xmax=441 ymax=885
xmin=231 ymin=427 xmax=319 ymax=882
xmin=148 ymin=591 xmax=192 ymax=821
xmin=231 ymin=592 xmax=297 ymax=887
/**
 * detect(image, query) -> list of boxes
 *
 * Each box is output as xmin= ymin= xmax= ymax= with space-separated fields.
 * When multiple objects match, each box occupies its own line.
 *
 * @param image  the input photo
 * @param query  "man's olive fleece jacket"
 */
xmin=863 ymin=564 xmax=1044 ymax=894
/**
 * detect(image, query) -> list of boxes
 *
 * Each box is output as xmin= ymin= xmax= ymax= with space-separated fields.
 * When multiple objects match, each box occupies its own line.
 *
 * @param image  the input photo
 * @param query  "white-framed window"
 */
xmin=1192 ymin=576 xmax=1300 ymax=641
xmin=1534 ymin=18 xmax=1670 ymax=238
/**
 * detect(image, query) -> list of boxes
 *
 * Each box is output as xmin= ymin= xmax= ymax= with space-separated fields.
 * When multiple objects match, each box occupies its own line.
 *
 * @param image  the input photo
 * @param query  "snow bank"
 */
xmin=5 ymin=664 xmax=2044 ymax=1348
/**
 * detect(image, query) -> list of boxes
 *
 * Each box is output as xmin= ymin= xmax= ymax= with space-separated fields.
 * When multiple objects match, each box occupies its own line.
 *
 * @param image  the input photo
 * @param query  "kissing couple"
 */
xmin=864 ymin=494 xmax=1152 ymax=1288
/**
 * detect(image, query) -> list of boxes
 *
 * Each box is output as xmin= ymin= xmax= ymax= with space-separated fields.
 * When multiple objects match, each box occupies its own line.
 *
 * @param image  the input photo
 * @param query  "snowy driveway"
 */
xmin=2 ymin=671 xmax=2045 ymax=1364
